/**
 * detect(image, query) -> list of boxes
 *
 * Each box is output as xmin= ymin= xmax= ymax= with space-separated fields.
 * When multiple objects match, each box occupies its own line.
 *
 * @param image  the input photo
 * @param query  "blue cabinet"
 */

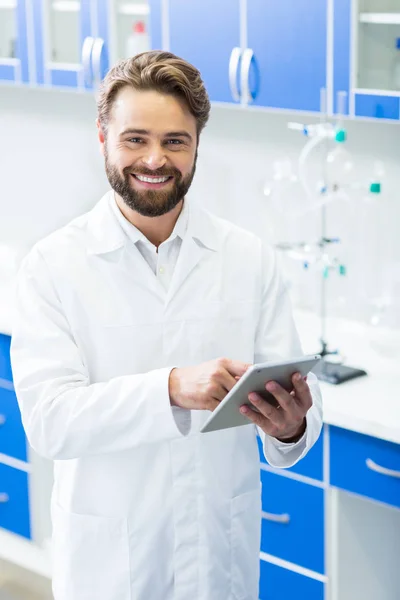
xmin=0 ymin=334 xmax=12 ymax=382
xmin=260 ymin=469 xmax=325 ymax=574
xmin=330 ymin=426 xmax=400 ymax=509
xmin=258 ymin=431 xmax=324 ymax=482
xmin=168 ymin=0 xmax=241 ymax=104
xmin=259 ymin=560 xmax=324 ymax=600
xmin=0 ymin=386 xmax=27 ymax=463
xmin=31 ymin=0 xmax=98 ymax=89
xmin=0 ymin=462 xmax=31 ymax=539
xmin=0 ymin=0 xmax=30 ymax=83
xmin=246 ymin=0 xmax=327 ymax=112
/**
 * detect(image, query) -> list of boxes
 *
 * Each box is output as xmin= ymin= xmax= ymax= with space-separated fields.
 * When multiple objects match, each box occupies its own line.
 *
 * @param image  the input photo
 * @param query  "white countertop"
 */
xmin=0 ymin=273 xmax=399 ymax=444
xmin=294 ymin=309 xmax=400 ymax=446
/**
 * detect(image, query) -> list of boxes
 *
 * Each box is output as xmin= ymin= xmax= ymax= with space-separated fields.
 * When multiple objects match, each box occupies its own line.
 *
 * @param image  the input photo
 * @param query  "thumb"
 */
xmin=224 ymin=360 xmax=252 ymax=378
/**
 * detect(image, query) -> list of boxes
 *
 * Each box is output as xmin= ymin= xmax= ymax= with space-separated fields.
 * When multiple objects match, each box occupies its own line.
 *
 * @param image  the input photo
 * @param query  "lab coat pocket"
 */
xmin=230 ymin=489 xmax=261 ymax=600
xmin=51 ymin=502 xmax=131 ymax=600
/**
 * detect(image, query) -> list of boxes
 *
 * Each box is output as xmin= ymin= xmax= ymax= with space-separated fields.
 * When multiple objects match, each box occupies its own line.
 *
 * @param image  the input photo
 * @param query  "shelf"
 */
xmin=118 ymin=3 xmax=149 ymax=17
xmin=359 ymin=12 xmax=400 ymax=25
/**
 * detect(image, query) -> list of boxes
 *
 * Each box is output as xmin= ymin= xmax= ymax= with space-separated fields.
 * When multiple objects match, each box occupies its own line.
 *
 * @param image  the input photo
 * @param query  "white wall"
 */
xmin=1 ymin=85 xmax=399 ymax=335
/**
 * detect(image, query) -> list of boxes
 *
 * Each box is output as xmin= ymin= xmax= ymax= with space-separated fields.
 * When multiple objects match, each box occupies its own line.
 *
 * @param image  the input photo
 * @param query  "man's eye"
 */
xmin=128 ymin=138 xmax=143 ymax=144
xmin=167 ymin=139 xmax=182 ymax=145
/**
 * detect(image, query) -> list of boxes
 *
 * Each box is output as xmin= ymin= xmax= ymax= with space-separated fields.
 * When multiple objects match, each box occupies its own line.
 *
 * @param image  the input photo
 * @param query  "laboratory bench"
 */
xmin=0 ymin=276 xmax=399 ymax=600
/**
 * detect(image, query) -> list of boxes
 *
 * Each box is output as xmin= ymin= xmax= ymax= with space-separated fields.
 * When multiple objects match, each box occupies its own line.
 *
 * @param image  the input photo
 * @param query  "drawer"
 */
xmin=259 ymin=560 xmax=324 ymax=600
xmin=260 ymin=469 xmax=324 ymax=574
xmin=257 ymin=429 xmax=324 ymax=482
xmin=330 ymin=426 xmax=400 ymax=509
xmin=0 ymin=334 xmax=12 ymax=382
xmin=0 ymin=386 xmax=27 ymax=462
xmin=0 ymin=462 xmax=31 ymax=539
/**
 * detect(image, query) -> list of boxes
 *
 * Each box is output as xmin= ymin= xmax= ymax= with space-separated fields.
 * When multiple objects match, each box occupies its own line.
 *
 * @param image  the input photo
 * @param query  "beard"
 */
xmin=104 ymin=148 xmax=197 ymax=218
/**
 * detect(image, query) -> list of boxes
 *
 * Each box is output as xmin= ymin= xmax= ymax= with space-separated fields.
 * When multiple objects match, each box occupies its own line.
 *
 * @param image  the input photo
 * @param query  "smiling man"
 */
xmin=11 ymin=52 xmax=322 ymax=600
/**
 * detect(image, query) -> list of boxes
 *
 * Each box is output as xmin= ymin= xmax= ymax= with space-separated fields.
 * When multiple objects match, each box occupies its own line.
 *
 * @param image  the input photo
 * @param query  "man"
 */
xmin=11 ymin=51 xmax=322 ymax=600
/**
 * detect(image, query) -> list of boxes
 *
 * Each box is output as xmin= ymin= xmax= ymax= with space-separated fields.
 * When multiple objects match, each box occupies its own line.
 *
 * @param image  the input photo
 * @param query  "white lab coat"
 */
xmin=11 ymin=193 xmax=322 ymax=600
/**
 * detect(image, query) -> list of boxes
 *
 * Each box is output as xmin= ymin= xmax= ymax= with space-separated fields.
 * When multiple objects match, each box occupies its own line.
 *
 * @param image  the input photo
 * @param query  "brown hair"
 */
xmin=97 ymin=51 xmax=211 ymax=139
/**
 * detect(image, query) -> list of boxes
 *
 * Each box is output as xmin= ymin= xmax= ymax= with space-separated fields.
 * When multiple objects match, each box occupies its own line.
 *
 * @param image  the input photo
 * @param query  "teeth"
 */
xmin=135 ymin=175 xmax=169 ymax=184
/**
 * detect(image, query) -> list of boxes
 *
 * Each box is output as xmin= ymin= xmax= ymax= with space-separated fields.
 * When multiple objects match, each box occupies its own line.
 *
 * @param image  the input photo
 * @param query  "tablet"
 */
xmin=200 ymin=354 xmax=321 ymax=434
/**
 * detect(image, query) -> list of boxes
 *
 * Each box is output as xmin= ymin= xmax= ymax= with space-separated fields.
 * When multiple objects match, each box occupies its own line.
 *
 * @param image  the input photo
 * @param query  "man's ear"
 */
xmin=96 ymin=118 xmax=106 ymax=155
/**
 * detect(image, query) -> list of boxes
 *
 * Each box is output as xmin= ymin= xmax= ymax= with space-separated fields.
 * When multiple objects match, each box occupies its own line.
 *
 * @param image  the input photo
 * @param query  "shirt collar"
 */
xmin=87 ymin=190 xmax=220 ymax=255
xmin=111 ymin=192 xmax=189 ymax=247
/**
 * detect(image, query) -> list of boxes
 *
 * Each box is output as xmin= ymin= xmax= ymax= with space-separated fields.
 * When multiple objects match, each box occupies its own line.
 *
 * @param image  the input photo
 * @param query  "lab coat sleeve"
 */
xmin=10 ymin=247 xmax=189 ymax=461
xmin=254 ymin=243 xmax=323 ymax=469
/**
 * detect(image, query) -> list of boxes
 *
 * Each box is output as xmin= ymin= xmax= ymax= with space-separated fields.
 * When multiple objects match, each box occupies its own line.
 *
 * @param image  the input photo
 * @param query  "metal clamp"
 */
xmin=366 ymin=458 xmax=400 ymax=479
xmin=262 ymin=511 xmax=290 ymax=524
xmin=229 ymin=47 xmax=242 ymax=102
xmin=240 ymin=48 xmax=255 ymax=104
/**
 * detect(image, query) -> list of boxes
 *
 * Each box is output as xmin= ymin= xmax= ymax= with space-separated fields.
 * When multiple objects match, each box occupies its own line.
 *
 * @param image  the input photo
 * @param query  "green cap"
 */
xmin=369 ymin=182 xmax=381 ymax=194
xmin=335 ymin=129 xmax=347 ymax=143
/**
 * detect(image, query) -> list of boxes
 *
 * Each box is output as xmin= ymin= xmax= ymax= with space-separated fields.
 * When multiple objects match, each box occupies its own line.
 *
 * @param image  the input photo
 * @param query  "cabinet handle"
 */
xmin=366 ymin=458 xmax=400 ymax=479
xmin=0 ymin=493 xmax=9 ymax=503
xmin=0 ymin=414 xmax=5 ymax=426
xmin=92 ymin=37 xmax=106 ymax=86
xmin=81 ymin=36 xmax=95 ymax=86
xmin=229 ymin=47 xmax=242 ymax=102
xmin=240 ymin=48 xmax=256 ymax=104
xmin=262 ymin=511 xmax=290 ymax=524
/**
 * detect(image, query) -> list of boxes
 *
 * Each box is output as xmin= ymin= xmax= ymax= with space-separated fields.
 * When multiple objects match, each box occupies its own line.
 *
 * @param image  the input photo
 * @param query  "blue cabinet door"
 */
xmin=260 ymin=470 xmax=325 ymax=574
xmin=259 ymin=560 xmax=325 ymax=600
xmin=0 ymin=335 xmax=12 ymax=383
xmin=32 ymin=0 xmax=94 ymax=89
xmin=330 ymin=426 xmax=400 ymax=509
xmin=0 ymin=0 xmax=30 ymax=83
xmin=168 ymin=0 xmax=241 ymax=103
xmin=0 ymin=462 xmax=31 ymax=539
xmin=246 ymin=0 xmax=327 ymax=112
xmin=258 ymin=431 xmax=324 ymax=482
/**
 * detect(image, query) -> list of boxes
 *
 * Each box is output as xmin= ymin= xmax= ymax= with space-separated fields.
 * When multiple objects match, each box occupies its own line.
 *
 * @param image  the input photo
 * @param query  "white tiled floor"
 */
xmin=0 ymin=561 xmax=52 ymax=600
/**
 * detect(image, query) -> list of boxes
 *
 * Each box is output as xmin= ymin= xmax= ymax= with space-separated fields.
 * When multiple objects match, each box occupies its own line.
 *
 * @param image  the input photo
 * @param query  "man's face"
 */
xmin=98 ymin=87 xmax=198 ymax=217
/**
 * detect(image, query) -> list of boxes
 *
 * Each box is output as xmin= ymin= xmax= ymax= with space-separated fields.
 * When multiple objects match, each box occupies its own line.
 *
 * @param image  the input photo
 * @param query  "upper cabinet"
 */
xmin=246 ymin=0 xmax=327 ymax=112
xmin=164 ymin=0 xmax=328 ymax=111
xmin=31 ymin=0 xmax=95 ymax=88
xmin=334 ymin=0 xmax=400 ymax=120
xmin=1 ymin=0 xmax=155 ymax=89
xmin=1 ymin=0 xmax=399 ymax=121
xmin=0 ymin=0 xmax=30 ymax=83
xmin=167 ymin=0 xmax=241 ymax=104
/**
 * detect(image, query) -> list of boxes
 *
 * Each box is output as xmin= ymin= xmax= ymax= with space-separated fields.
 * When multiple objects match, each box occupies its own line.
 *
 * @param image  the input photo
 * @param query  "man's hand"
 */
xmin=240 ymin=373 xmax=312 ymax=443
xmin=169 ymin=358 xmax=251 ymax=411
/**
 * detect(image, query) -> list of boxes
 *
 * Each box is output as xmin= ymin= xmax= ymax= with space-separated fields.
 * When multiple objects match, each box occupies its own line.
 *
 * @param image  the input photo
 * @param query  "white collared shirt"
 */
xmin=110 ymin=195 xmax=189 ymax=293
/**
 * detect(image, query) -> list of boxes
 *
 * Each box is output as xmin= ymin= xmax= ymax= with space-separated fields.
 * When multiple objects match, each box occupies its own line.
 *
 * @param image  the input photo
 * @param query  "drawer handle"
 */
xmin=0 ymin=414 xmax=5 ymax=425
xmin=0 ymin=493 xmax=9 ymax=503
xmin=366 ymin=458 xmax=400 ymax=479
xmin=262 ymin=511 xmax=290 ymax=524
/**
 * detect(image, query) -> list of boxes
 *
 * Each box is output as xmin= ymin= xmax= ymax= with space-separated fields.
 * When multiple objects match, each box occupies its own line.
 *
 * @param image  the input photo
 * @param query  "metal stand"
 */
xmin=313 ymin=90 xmax=367 ymax=385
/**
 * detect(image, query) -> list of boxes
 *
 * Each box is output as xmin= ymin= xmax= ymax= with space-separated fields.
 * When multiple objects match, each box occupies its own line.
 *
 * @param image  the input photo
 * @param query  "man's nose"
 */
xmin=141 ymin=146 xmax=167 ymax=170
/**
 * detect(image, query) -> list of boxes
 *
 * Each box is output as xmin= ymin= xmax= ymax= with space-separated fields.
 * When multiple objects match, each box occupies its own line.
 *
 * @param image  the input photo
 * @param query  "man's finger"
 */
xmin=291 ymin=373 xmax=313 ymax=410
xmin=265 ymin=381 xmax=299 ymax=416
xmin=247 ymin=392 xmax=285 ymax=427
xmin=223 ymin=359 xmax=252 ymax=378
